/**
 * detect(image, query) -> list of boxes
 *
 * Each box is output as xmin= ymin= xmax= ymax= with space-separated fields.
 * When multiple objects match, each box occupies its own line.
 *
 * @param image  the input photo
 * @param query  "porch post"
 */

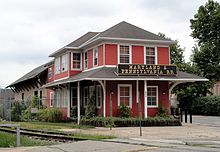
xmin=77 ymin=81 xmax=80 ymax=125
xmin=97 ymin=80 xmax=106 ymax=117
xmin=144 ymin=80 xmax=148 ymax=118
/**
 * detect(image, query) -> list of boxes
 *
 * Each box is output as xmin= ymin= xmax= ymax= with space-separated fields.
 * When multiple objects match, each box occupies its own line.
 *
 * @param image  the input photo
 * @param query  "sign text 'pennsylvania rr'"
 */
xmin=117 ymin=64 xmax=177 ymax=76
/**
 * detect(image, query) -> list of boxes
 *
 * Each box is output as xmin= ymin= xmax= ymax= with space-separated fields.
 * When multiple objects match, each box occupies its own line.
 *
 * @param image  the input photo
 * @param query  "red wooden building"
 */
xmin=8 ymin=21 xmax=207 ymax=123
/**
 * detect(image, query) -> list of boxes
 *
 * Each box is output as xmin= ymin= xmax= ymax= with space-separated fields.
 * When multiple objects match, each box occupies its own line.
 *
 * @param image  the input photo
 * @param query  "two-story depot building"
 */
xmin=8 ymin=21 xmax=207 ymax=122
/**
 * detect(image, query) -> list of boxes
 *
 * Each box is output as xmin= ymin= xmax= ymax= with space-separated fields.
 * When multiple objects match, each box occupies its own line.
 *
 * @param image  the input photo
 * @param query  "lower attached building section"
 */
xmin=47 ymin=80 xmax=170 ymax=119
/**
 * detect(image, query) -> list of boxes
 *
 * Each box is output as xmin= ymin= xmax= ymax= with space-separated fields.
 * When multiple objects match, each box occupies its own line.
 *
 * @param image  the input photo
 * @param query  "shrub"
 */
xmin=85 ymin=91 xmax=97 ymax=118
xmin=37 ymin=108 xmax=64 ymax=122
xmin=80 ymin=116 xmax=181 ymax=127
xmin=70 ymin=106 xmax=77 ymax=118
xmin=156 ymin=105 xmax=169 ymax=117
xmin=118 ymin=104 xmax=131 ymax=118
xmin=11 ymin=101 xmax=27 ymax=121
xmin=192 ymin=96 xmax=220 ymax=116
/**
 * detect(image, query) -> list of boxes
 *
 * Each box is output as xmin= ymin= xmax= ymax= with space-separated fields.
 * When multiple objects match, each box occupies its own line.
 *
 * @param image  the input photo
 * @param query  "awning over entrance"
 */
xmin=42 ymin=66 xmax=208 ymax=88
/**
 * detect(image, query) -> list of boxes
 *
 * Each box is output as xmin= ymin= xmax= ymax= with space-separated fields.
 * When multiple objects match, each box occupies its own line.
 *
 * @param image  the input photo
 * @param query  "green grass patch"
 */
xmin=0 ymin=121 xmax=94 ymax=132
xmin=70 ymin=133 xmax=116 ymax=141
xmin=0 ymin=131 xmax=56 ymax=147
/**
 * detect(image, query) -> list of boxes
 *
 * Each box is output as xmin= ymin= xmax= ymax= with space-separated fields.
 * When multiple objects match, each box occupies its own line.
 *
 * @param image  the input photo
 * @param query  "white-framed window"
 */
xmin=50 ymin=92 xmax=54 ymax=107
xmin=48 ymin=67 xmax=53 ymax=79
xmin=61 ymin=89 xmax=68 ymax=108
xmin=145 ymin=46 xmax=156 ymax=64
xmin=55 ymin=57 xmax=60 ymax=74
xmin=118 ymin=84 xmax=132 ymax=108
xmin=147 ymin=86 xmax=158 ymax=107
xmin=83 ymin=87 xmax=88 ymax=108
xmin=72 ymin=53 xmax=81 ymax=70
xmin=54 ymin=89 xmax=61 ymax=107
xmin=94 ymin=47 xmax=98 ymax=66
xmin=118 ymin=45 xmax=131 ymax=64
xmin=61 ymin=54 xmax=67 ymax=72
xmin=96 ymin=85 xmax=102 ymax=108
xmin=84 ymin=51 xmax=88 ymax=69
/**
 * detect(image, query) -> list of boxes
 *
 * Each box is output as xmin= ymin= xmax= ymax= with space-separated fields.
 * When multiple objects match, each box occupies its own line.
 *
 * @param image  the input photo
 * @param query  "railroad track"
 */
xmin=0 ymin=126 xmax=84 ymax=142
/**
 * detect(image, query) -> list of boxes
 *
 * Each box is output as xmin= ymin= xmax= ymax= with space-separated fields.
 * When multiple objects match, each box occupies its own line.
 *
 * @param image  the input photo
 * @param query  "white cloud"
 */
xmin=0 ymin=0 xmax=218 ymax=86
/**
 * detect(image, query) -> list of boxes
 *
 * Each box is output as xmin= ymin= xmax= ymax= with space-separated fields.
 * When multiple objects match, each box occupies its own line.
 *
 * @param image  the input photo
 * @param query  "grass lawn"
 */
xmin=0 ymin=131 xmax=56 ymax=147
xmin=0 ymin=121 xmax=93 ymax=131
xmin=0 ymin=121 xmax=115 ymax=140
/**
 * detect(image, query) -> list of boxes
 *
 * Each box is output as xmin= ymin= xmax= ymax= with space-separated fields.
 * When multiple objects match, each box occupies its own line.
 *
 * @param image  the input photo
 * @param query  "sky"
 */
xmin=0 ymin=0 xmax=217 ymax=88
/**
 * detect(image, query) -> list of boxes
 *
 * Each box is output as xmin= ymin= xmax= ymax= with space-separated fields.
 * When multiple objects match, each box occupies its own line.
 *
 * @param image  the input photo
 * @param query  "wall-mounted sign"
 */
xmin=117 ymin=64 xmax=177 ymax=76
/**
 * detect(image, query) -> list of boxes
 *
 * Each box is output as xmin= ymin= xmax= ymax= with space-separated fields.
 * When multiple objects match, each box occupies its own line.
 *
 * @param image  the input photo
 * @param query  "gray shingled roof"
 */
xmin=7 ymin=61 xmax=53 ymax=87
xmin=49 ymin=21 xmax=175 ymax=57
xmin=98 ymin=21 xmax=172 ymax=41
xmin=66 ymin=32 xmax=99 ymax=47
xmin=43 ymin=67 xmax=208 ymax=88
xmin=49 ymin=32 xmax=99 ymax=57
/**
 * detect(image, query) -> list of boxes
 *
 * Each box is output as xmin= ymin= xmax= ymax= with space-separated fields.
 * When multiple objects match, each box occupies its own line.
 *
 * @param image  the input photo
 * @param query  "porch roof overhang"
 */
xmin=42 ymin=66 xmax=208 ymax=88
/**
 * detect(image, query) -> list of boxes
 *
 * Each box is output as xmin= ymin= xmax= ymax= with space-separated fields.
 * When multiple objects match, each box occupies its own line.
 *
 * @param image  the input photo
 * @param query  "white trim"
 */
xmin=136 ymin=80 xmax=139 ymax=103
xmin=77 ymin=81 xmax=80 ymax=125
xmin=84 ymin=50 xmax=88 ymax=70
xmin=147 ymin=86 xmax=158 ymax=108
xmin=155 ymin=47 xmax=158 ymax=64
xmin=144 ymin=80 xmax=147 ymax=118
xmin=103 ymin=44 xmax=105 ymax=65
xmin=117 ymin=84 xmax=132 ymax=108
xmin=93 ymin=47 xmax=98 ymax=67
xmin=144 ymin=46 xmax=157 ymax=64
xmin=118 ymin=44 xmax=132 ymax=64
xmin=49 ymin=91 xmax=54 ymax=107
xmin=71 ymin=52 xmax=82 ymax=71
xmin=53 ymin=76 xmax=69 ymax=82
xmin=79 ymin=37 xmax=176 ymax=49
xmin=103 ymin=80 xmax=106 ymax=117
xmin=84 ymin=77 xmax=207 ymax=81
xmin=168 ymin=47 xmax=171 ymax=64
xmin=96 ymin=85 xmax=102 ymax=109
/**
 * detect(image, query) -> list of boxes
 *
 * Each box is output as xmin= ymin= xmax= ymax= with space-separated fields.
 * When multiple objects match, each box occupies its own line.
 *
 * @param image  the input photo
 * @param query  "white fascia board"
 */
xmin=84 ymin=78 xmax=208 ymax=82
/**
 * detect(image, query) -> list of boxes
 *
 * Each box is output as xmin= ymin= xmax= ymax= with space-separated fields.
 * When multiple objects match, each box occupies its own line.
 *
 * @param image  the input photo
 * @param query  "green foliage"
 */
xmin=118 ymin=104 xmax=131 ymax=118
xmin=0 ymin=131 xmax=55 ymax=147
xmin=85 ymin=91 xmax=97 ymax=118
xmin=11 ymin=101 xmax=27 ymax=122
xmin=192 ymin=96 xmax=220 ymax=116
xmin=190 ymin=0 xmax=220 ymax=81
xmin=70 ymin=106 xmax=77 ymax=118
xmin=37 ymin=108 xmax=64 ymax=122
xmin=156 ymin=105 xmax=168 ymax=117
xmin=80 ymin=116 xmax=181 ymax=127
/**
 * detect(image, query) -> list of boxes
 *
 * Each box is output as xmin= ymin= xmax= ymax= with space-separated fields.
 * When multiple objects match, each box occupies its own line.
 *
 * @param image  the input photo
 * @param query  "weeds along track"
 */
xmin=0 ymin=126 xmax=84 ymax=142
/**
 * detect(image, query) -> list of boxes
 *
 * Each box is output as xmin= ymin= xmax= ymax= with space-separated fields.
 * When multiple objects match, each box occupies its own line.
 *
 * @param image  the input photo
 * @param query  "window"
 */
xmin=34 ymin=91 xmax=38 ymax=97
xmin=61 ymin=89 xmax=68 ymax=108
xmin=54 ymin=90 xmax=61 ymax=107
xmin=145 ymin=47 xmax=156 ymax=64
xmin=147 ymin=86 xmax=158 ymax=107
xmin=84 ymin=51 xmax=88 ymax=69
xmin=94 ymin=47 xmax=98 ymax=66
xmin=83 ymin=87 xmax=88 ymax=108
xmin=119 ymin=45 xmax=131 ymax=64
xmin=71 ymin=87 xmax=77 ymax=107
xmin=118 ymin=84 xmax=132 ymax=108
xmin=96 ymin=85 xmax=102 ymax=108
xmin=22 ymin=93 xmax=24 ymax=100
xmin=48 ymin=67 xmax=52 ymax=79
xmin=72 ymin=53 xmax=81 ymax=69
xmin=55 ymin=57 xmax=60 ymax=74
xmin=61 ymin=54 xmax=67 ymax=72
xmin=50 ymin=92 xmax=54 ymax=107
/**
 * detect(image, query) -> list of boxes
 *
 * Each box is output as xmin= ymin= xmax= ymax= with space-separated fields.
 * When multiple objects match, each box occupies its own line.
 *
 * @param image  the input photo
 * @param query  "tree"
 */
xmin=190 ymin=0 xmax=220 ymax=81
